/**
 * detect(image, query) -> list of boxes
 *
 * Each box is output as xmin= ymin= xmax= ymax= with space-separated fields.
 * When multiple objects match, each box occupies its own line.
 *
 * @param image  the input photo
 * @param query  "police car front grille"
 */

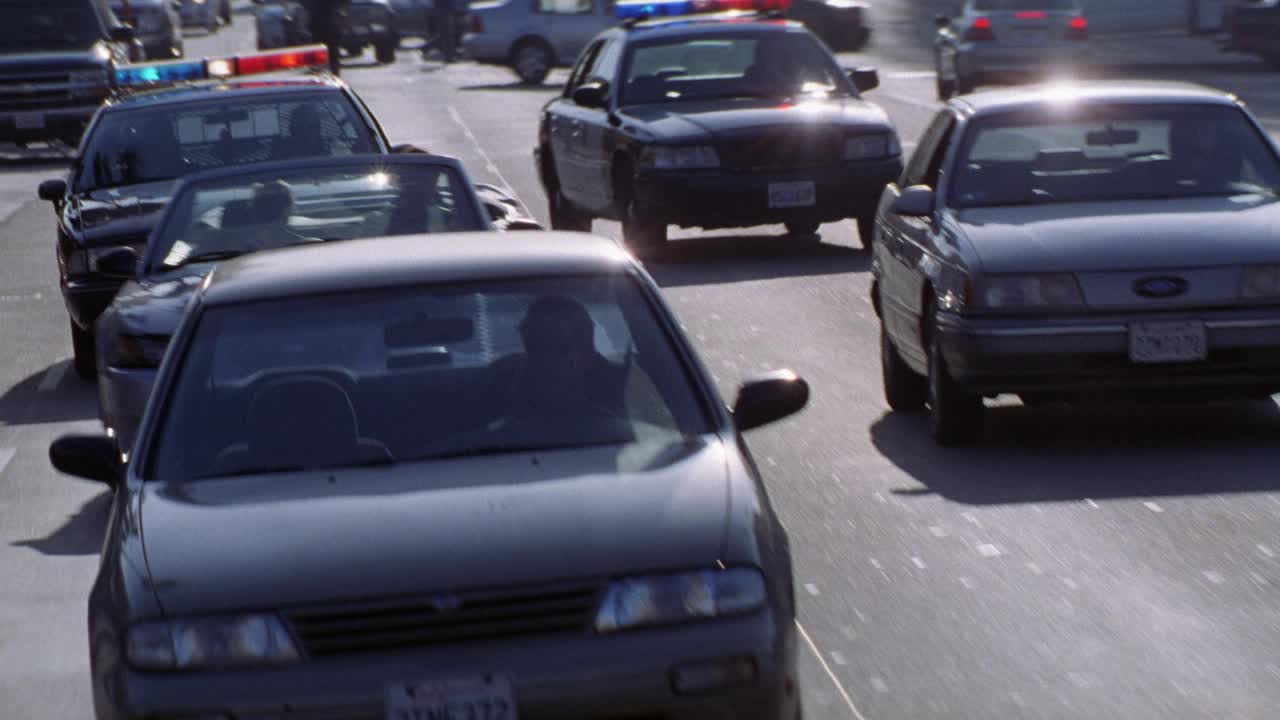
xmin=285 ymin=580 xmax=603 ymax=657
xmin=717 ymin=132 xmax=843 ymax=172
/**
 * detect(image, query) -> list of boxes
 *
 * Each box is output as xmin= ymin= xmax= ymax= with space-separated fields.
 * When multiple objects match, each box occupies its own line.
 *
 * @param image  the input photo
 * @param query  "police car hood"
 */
xmin=621 ymin=96 xmax=891 ymax=142
xmin=75 ymin=180 xmax=177 ymax=247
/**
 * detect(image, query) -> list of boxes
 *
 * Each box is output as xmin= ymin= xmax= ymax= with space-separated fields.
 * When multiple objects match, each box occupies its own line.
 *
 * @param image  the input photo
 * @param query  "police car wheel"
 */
xmin=622 ymin=199 xmax=667 ymax=253
xmin=70 ymin=320 xmax=96 ymax=380
xmin=549 ymin=189 xmax=591 ymax=232
xmin=857 ymin=215 xmax=875 ymax=249
xmin=936 ymin=75 xmax=955 ymax=100
xmin=376 ymin=40 xmax=397 ymax=64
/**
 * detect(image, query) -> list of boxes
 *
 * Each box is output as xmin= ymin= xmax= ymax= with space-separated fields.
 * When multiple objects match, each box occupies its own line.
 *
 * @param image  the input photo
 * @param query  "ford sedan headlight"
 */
xmin=1240 ymin=264 xmax=1280 ymax=299
xmin=977 ymin=273 xmax=1084 ymax=311
xmin=845 ymin=133 xmax=899 ymax=160
xmin=637 ymin=145 xmax=720 ymax=170
xmin=128 ymin=614 xmax=300 ymax=670
xmin=594 ymin=568 xmax=766 ymax=633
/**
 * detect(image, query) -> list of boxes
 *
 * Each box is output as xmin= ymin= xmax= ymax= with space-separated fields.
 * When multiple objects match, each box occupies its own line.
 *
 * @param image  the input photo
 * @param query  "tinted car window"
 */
xmin=148 ymin=164 xmax=485 ymax=272
xmin=621 ymin=32 xmax=849 ymax=105
xmin=147 ymin=275 xmax=712 ymax=480
xmin=971 ymin=0 xmax=1077 ymax=10
xmin=949 ymin=104 xmax=1280 ymax=208
xmin=76 ymin=94 xmax=377 ymax=192
xmin=3 ymin=0 xmax=104 ymax=51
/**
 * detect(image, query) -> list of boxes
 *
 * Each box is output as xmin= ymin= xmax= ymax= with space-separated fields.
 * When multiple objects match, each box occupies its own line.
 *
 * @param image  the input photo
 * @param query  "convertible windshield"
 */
xmin=75 ymin=93 xmax=379 ymax=192
xmin=621 ymin=32 xmax=849 ymax=105
xmin=949 ymin=104 xmax=1280 ymax=208
xmin=1 ymin=0 xmax=104 ymax=51
xmin=147 ymin=276 xmax=712 ymax=480
xmin=146 ymin=162 xmax=485 ymax=272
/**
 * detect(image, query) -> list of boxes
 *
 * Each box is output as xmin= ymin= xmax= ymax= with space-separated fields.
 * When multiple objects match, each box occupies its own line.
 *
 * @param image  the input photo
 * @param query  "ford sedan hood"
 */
xmin=956 ymin=195 xmax=1280 ymax=274
xmin=621 ymin=96 xmax=891 ymax=143
xmin=140 ymin=438 xmax=731 ymax=616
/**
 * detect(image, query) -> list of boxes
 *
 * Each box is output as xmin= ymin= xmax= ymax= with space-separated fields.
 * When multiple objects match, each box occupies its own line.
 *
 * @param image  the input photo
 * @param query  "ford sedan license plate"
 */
xmin=1128 ymin=320 xmax=1207 ymax=364
xmin=768 ymin=181 xmax=815 ymax=208
xmin=386 ymin=674 xmax=516 ymax=720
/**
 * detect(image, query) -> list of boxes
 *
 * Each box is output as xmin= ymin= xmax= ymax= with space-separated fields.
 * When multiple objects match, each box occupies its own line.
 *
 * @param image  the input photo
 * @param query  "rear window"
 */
xmin=76 ymin=93 xmax=380 ymax=192
xmin=971 ymin=0 xmax=1078 ymax=9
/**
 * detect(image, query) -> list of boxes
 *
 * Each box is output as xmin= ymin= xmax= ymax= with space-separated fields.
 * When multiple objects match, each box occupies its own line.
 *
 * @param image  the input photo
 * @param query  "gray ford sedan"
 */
xmin=51 ymin=231 xmax=809 ymax=720
xmin=871 ymin=81 xmax=1280 ymax=445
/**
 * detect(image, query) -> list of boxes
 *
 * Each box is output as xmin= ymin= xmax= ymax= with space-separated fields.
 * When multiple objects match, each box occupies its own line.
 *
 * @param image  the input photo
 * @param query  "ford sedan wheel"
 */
xmin=926 ymin=309 xmax=983 ymax=445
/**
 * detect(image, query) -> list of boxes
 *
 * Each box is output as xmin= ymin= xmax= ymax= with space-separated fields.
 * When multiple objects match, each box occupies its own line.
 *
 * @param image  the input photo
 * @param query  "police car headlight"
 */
xmin=845 ymin=133 xmax=898 ymax=160
xmin=638 ymin=145 xmax=720 ymax=170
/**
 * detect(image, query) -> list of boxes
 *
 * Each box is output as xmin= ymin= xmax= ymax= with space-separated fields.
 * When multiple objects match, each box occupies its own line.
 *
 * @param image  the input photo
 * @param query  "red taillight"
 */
xmin=1015 ymin=10 xmax=1046 ymax=19
xmin=470 ymin=14 xmax=484 ymax=33
xmin=1067 ymin=15 xmax=1087 ymax=39
xmin=965 ymin=16 xmax=995 ymax=41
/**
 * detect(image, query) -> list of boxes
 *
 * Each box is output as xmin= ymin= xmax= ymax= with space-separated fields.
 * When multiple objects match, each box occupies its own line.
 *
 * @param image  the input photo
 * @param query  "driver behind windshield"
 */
xmin=242 ymin=179 xmax=315 ymax=251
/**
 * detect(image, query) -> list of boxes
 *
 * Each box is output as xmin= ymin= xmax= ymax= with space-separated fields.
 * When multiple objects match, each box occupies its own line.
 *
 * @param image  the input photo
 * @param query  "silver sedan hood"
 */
xmin=955 ymin=195 xmax=1280 ymax=274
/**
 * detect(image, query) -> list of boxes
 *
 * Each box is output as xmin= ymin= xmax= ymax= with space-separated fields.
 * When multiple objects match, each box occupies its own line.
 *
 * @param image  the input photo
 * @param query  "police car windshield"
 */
xmin=949 ymin=104 xmax=1280 ymax=209
xmin=147 ymin=162 xmax=485 ymax=272
xmin=621 ymin=32 xmax=849 ymax=106
xmin=75 ymin=93 xmax=379 ymax=192
xmin=3 ymin=0 xmax=104 ymax=51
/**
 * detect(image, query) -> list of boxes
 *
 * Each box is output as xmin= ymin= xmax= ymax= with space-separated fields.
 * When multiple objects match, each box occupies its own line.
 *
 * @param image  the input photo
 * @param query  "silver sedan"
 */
xmin=871 ymin=81 xmax=1280 ymax=445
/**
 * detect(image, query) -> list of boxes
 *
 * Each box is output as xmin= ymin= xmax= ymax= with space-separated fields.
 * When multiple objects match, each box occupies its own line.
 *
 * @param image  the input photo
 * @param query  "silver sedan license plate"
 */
xmin=1128 ymin=320 xmax=1207 ymax=364
xmin=768 ymin=181 xmax=815 ymax=208
xmin=386 ymin=674 xmax=516 ymax=720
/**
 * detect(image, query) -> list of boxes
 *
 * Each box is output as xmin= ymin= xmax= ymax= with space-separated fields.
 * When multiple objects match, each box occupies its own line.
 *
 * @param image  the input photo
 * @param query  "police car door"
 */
xmin=550 ymin=39 xmax=606 ymax=203
xmin=576 ymin=36 xmax=622 ymax=211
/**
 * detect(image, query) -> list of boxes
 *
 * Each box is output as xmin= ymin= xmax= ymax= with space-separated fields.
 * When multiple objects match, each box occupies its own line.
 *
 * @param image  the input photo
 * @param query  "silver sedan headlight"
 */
xmin=845 ymin=133 xmax=899 ymax=160
xmin=637 ymin=145 xmax=720 ymax=170
xmin=594 ymin=567 xmax=767 ymax=633
xmin=977 ymin=273 xmax=1084 ymax=311
xmin=128 ymin=614 xmax=301 ymax=670
xmin=1240 ymin=264 xmax=1280 ymax=299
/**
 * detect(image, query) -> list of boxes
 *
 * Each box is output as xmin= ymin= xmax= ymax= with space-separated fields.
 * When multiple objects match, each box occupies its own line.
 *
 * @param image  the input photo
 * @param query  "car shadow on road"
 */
xmin=12 ymin=489 xmax=111 ymax=556
xmin=644 ymin=233 xmax=870 ymax=287
xmin=0 ymin=363 xmax=98 ymax=426
xmin=871 ymin=399 xmax=1280 ymax=505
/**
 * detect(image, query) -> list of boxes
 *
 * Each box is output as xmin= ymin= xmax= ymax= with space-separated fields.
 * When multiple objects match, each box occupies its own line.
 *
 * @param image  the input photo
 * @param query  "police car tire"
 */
xmin=549 ymin=189 xmax=591 ymax=232
xmin=71 ymin=320 xmax=96 ymax=380
xmin=376 ymin=41 xmax=397 ymax=64
xmin=926 ymin=304 xmax=984 ymax=446
xmin=622 ymin=199 xmax=666 ymax=252
xmin=936 ymin=76 xmax=955 ymax=100
xmin=857 ymin=215 xmax=875 ymax=249
xmin=881 ymin=323 xmax=926 ymax=412
xmin=220 ymin=0 xmax=232 ymax=23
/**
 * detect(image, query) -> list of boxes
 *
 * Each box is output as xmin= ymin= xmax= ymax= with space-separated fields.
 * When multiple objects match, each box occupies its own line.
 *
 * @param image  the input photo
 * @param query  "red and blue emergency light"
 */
xmin=114 ymin=45 xmax=331 ymax=88
xmin=615 ymin=0 xmax=790 ymax=20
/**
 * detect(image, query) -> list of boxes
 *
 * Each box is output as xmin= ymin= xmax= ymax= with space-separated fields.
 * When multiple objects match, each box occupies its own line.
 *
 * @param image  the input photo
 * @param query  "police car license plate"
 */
xmin=15 ymin=113 xmax=45 ymax=129
xmin=1128 ymin=320 xmax=1207 ymax=364
xmin=385 ymin=675 xmax=516 ymax=720
xmin=768 ymin=181 xmax=815 ymax=208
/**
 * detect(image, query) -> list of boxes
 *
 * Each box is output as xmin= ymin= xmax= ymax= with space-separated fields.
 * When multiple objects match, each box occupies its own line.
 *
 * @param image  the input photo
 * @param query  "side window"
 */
xmin=536 ymin=0 xmax=592 ymax=14
xmin=591 ymin=39 xmax=621 ymax=84
xmin=565 ymin=40 xmax=605 ymax=95
xmin=922 ymin=120 xmax=956 ymax=188
xmin=902 ymin=110 xmax=956 ymax=187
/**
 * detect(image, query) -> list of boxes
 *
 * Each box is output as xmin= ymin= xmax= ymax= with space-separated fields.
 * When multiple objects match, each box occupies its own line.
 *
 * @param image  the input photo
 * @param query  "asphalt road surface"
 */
xmin=4 ymin=4 xmax=1280 ymax=718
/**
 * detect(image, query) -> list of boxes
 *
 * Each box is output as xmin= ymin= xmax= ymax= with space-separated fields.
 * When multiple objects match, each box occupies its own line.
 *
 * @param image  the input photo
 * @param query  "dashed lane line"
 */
xmin=0 ymin=447 xmax=14 ymax=479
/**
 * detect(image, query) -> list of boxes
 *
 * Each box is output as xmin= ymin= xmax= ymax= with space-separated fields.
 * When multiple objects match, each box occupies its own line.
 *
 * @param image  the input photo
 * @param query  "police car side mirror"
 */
xmin=848 ymin=67 xmax=879 ymax=93
xmin=935 ymin=13 xmax=951 ymax=27
xmin=38 ymin=179 xmax=67 ymax=203
xmin=572 ymin=81 xmax=609 ymax=109
xmin=97 ymin=246 xmax=140 ymax=278
xmin=893 ymin=185 xmax=936 ymax=217
xmin=111 ymin=25 xmax=136 ymax=43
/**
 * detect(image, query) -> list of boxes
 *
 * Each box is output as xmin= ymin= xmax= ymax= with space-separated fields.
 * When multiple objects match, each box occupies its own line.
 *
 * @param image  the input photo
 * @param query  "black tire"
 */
xmin=925 ymin=303 xmax=983 ymax=445
xmin=785 ymin=220 xmax=819 ymax=237
xmin=857 ymin=214 xmax=876 ymax=250
xmin=936 ymin=74 xmax=955 ymax=100
xmin=71 ymin=320 xmax=96 ymax=381
xmin=955 ymin=71 xmax=976 ymax=96
xmin=511 ymin=38 xmax=552 ymax=85
xmin=622 ymin=197 xmax=667 ymax=256
xmin=375 ymin=40 xmax=397 ymax=64
xmin=882 ymin=323 xmax=926 ymax=412
xmin=221 ymin=0 xmax=232 ymax=24
xmin=549 ymin=188 xmax=591 ymax=232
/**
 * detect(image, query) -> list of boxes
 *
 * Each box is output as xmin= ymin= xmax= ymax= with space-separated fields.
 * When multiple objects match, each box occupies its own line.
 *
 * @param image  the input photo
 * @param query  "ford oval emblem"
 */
xmin=1133 ymin=276 xmax=1188 ymax=299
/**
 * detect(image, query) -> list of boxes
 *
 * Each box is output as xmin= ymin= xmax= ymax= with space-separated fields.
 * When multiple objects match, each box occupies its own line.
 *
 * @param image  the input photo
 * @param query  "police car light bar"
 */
xmin=113 ymin=45 xmax=331 ymax=88
xmin=616 ymin=0 xmax=790 ymax=20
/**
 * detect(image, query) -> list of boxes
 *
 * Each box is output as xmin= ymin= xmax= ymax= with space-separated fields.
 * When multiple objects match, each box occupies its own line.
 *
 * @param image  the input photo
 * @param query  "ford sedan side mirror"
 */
xmin=572 ymin=81 xmax=609 ymax=109
xmin=733 ymin=370 xmax=810 ymax=432
xmin=848 ymin=67 xmax=879 ymax=93
xmin=893 ymin=185 xmax=936 ymax=217
xmin=111 ymin=25 xmax=136 ymax=43
xmin=38 ymin=178 xmax=67 ymax=202
xmin=49 ymin=435 xmax=121 ymax=488
xmin=97 ymin=246 xmax=139 ymax=277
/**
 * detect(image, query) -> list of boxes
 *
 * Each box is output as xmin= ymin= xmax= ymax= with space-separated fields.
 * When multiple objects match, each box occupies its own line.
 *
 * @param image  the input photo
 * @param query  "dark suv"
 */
xmin=0 ymin=0 xmax=140 ymax=148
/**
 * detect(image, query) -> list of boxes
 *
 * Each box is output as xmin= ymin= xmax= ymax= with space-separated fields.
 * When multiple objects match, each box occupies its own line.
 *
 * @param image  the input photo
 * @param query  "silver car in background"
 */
xmin=178 ymin=0 xmax=233 ymax=32
xmin=933 ymin=0 xmax=1089 ymax=99
xmin=872 ymin=81 xmax=1280 ymax=445
xmin=463 ymin=0 xmax=618 ymax=84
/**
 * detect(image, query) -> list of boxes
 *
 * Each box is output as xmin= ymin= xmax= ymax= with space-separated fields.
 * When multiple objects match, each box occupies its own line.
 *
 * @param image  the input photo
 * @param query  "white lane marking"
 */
xmin=854 ymin=609 xmax=868 ymax=624
xmin=873 ymin=491 xmax=887 ymax=503
xmin=1061 ymin=577 xmax=1079 ymax=590
xmin=928 ymin=525 xmax=947 ymax=538
xmin=878 ymin=90 xmax=939 ymax=112
xmin=911 ymin=556 xmax=927 ymax=569
xmin=1143 ymin=501 xmax=1164 ymax=514
xmin=831 ymin=650 xmax=848 ymax=666
xmin=1259 ymin=544 xmax=1275 ymax=558
xmin=976 ymin=543 xmax=1002 ymax=558
xmin=886 ymin=70 xmax=937 ymax=79
xmin=805 ymin=583 xmax=821 ymax=596
xmin=958 ymin=576 xmax=975 ymax=589
xmin=1250 ymin=572 xmax=1269 ymax=586
xmin=869 ymin=677 xmax=890 ymax=693
xmin=1026 ymin=562 xmax=1044 ymax=575
xmin=38 ymin=360 xmax=70 ymax=392
xmin=796 ymin=621 xmax=870 ymax=720
xmin=1202 ymin=571 xmax=1225 ymax=585
xmin=869 ymin=557 xmax=883 ymax=570
xmin=961 ymin=512 xmax=982 ymax=528
xmin=446 ymin=105 xmax=523 ymax=202
xmin=0 ymin=447 xmax=15 ymax=478
xmin=1085 ymin=498 xmax=1100 ymax=509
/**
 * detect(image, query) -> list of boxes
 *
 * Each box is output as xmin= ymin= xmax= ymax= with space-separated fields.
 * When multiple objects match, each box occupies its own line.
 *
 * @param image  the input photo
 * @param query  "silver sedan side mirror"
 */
xmin=892 ymin=185 xmax=936 ymax=217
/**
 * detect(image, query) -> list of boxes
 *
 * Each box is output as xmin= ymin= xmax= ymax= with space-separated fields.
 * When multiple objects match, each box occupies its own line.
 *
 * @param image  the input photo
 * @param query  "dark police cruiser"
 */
xmin=535 ymin=0 xmax=902 ymax=253
xmin=35 ymin=46 xmax=392 ymax=379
